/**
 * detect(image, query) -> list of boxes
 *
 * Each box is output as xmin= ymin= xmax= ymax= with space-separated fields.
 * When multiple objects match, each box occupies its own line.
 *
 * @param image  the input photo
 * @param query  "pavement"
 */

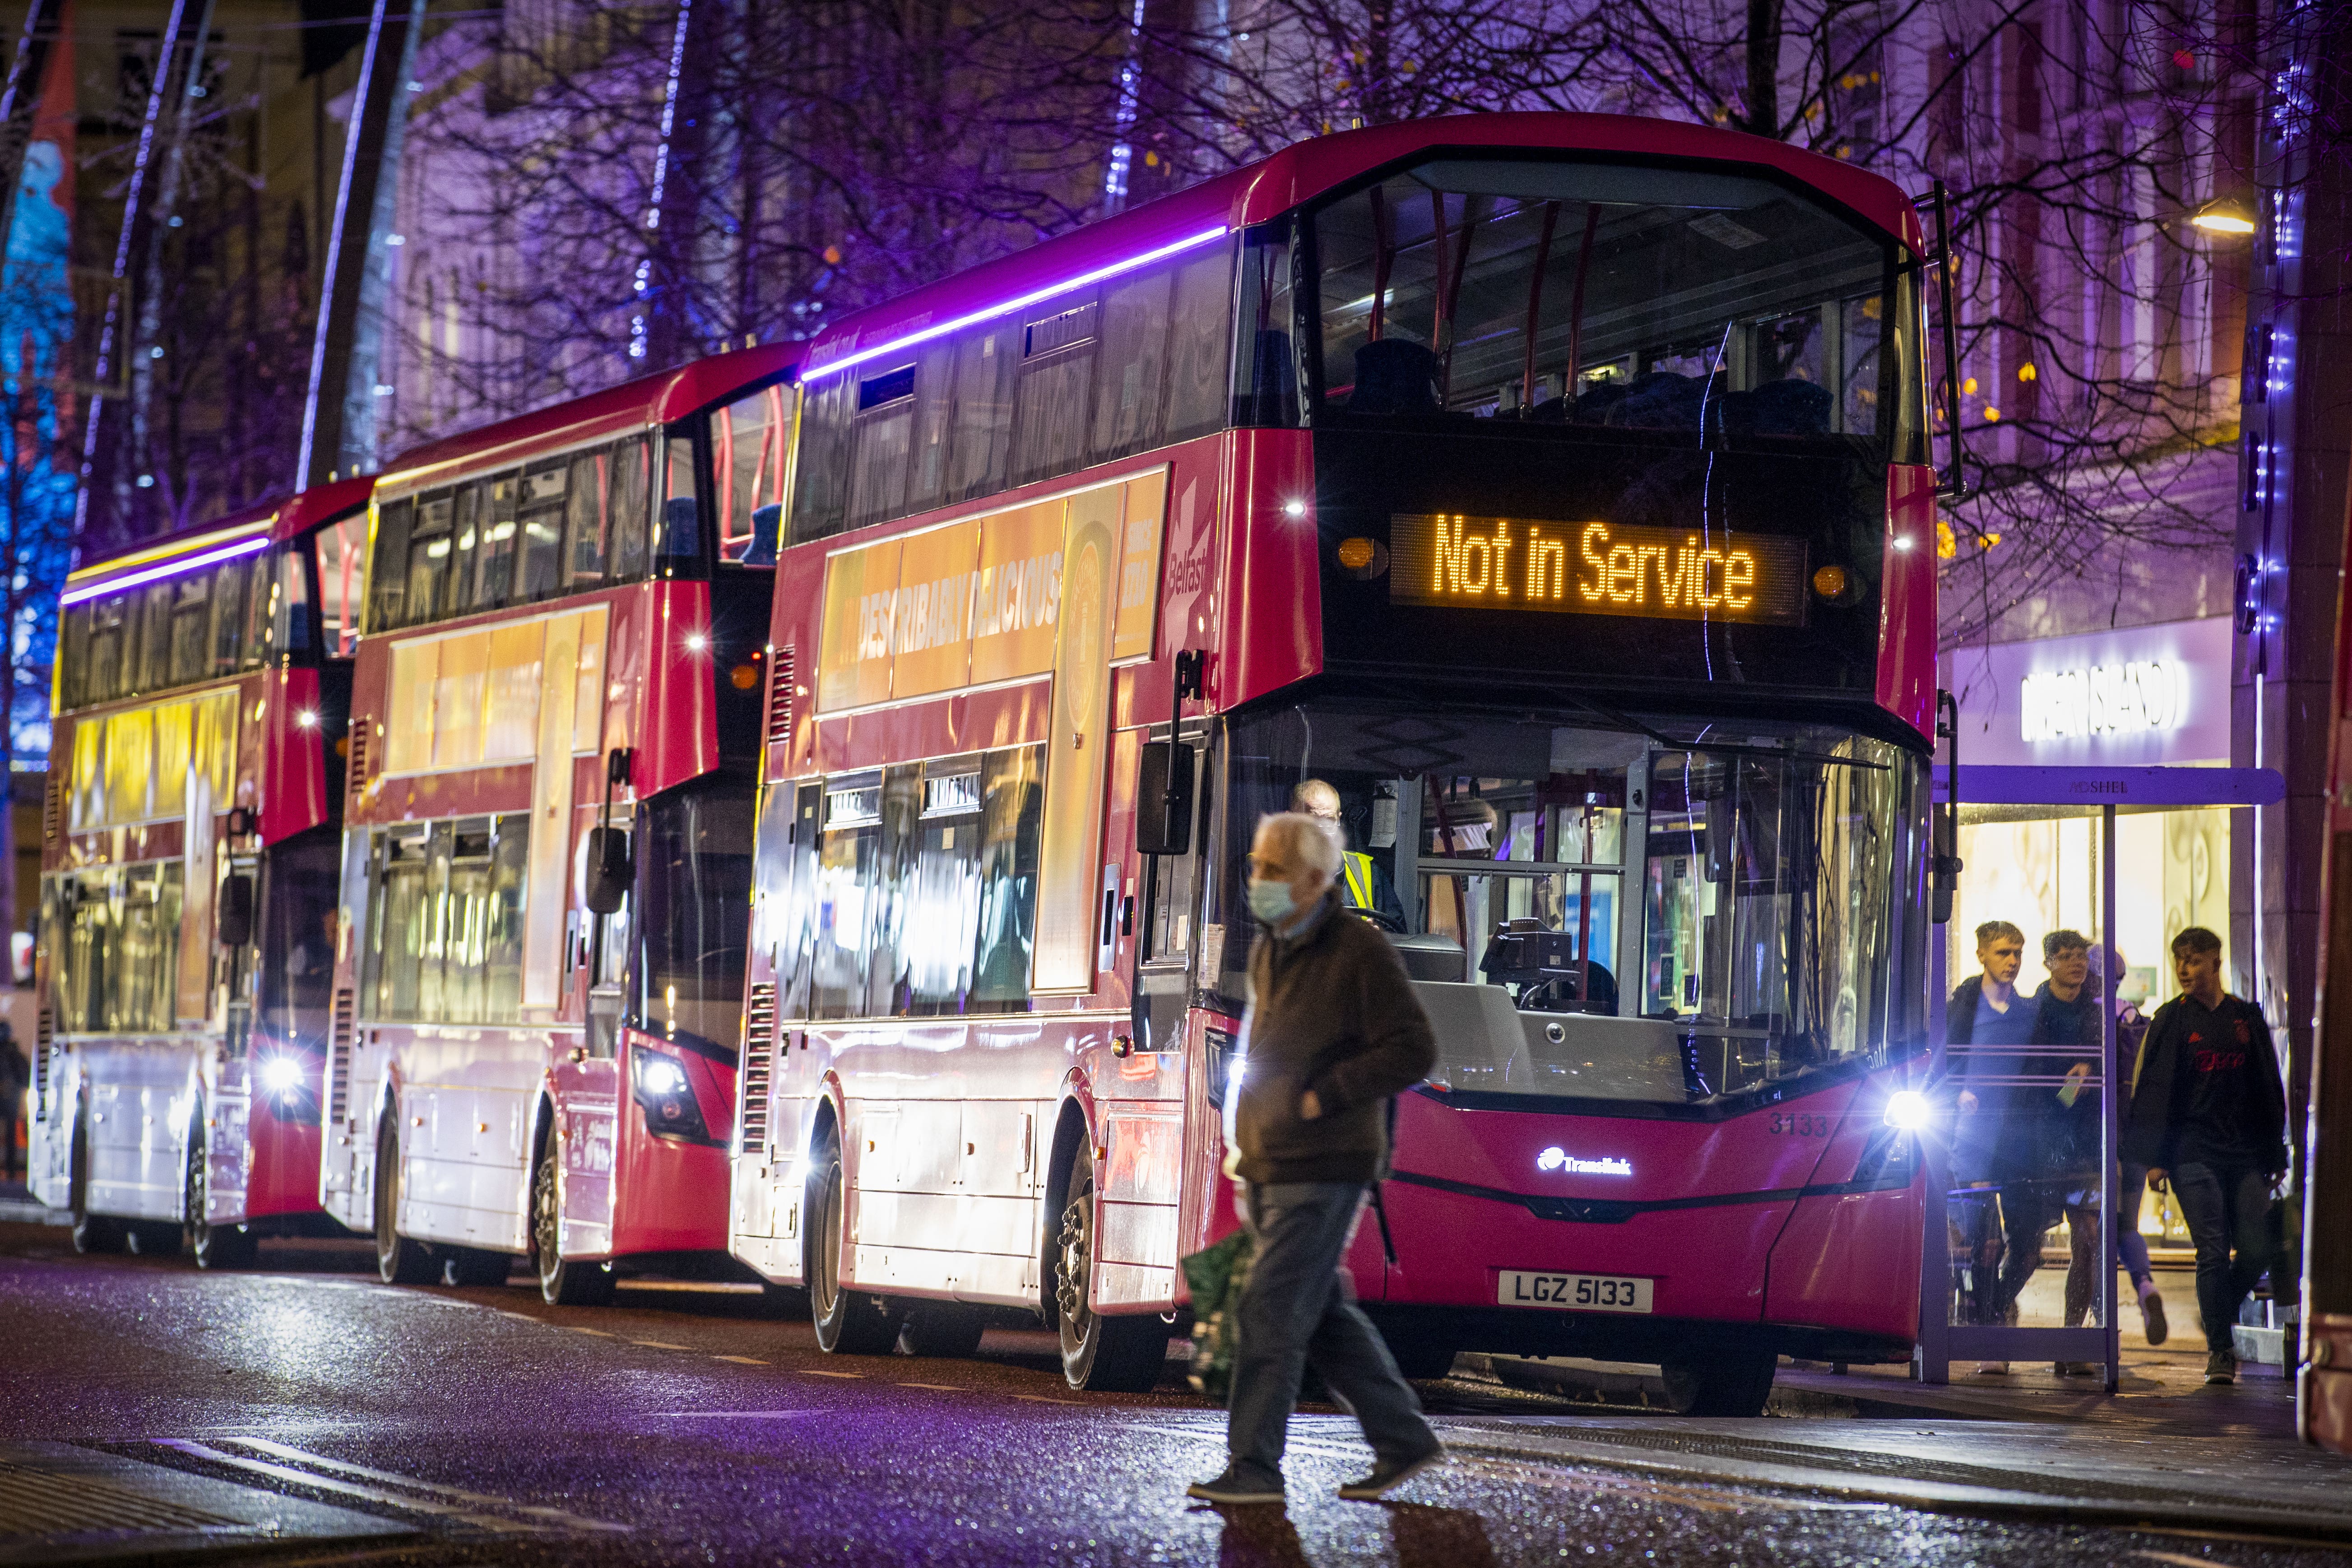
xmin=0 ymin=1208 xmax=2346 ymax=1567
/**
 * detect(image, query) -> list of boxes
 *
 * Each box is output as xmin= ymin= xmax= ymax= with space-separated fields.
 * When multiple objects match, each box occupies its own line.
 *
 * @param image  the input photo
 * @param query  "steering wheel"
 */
xmin=1352 ymin=906 xmax=1408 ymax=934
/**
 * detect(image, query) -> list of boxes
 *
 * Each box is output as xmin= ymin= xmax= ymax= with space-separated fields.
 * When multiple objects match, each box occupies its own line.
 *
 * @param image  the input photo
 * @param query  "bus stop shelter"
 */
xmin=1917 ymin=763 xmax=2285 ymax=1389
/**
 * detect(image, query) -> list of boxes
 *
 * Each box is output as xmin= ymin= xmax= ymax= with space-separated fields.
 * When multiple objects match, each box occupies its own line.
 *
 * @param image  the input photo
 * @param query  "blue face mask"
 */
xmin=1247 ymin=878 xmax=1296 ymax=926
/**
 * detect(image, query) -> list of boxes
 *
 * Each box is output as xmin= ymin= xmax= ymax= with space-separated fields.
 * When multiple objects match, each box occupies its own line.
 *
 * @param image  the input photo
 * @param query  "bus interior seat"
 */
xmin=1351 ymin=339 xmax=1440 ymax=414
xmin=1602 ymin=370 xmax=1707 ymax=429
xmin=738 ymin=504 xmax=782 ymax=566
xmin=1716 ymin=377 xmax=1832 ymax=437
xmin=1508 ymin=1012 xmax=1687 ymax=1101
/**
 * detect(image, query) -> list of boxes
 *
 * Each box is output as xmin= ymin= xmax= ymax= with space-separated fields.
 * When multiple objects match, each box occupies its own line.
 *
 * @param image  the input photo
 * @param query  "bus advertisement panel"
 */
xmin=32 ymin=478 xmax=374 ymax=1265
xmin=733 ymin=114 xmax=1943 ymax=1406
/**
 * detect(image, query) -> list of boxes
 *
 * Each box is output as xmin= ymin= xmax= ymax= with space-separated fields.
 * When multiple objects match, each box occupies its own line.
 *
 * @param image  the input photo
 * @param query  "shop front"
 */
xmin=1927 ymin=615 xmax=2268 ymax=1378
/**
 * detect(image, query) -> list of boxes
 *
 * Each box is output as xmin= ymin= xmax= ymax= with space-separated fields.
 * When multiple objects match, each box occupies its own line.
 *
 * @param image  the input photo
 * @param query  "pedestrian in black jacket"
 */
xmin=1188 ymin=811 xmax=1442 ymax=1508
xmin=2120 ymin=926 xmax=2287 ymax=1385
xmin=1944 ymin=920 xmax=2054 ymax=1369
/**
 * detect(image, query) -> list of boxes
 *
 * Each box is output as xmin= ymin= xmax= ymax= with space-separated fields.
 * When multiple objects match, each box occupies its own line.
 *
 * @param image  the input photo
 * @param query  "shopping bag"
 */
xmin=1181 ymin=1228 xmax=1254 ymax=1401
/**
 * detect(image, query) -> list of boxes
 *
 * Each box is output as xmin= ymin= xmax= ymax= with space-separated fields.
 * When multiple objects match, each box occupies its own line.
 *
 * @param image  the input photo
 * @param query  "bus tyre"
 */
xmin=68 ymin=1119 xmax=124 ymax=1255
xmin=1660 ymin=1344 xmax=1779 ymax=1417
xmin=897 ymin=1302 xmax=988 ymax=1359
xmin=809 ymin=1128 xmax=902 ymax=1355
xmin=532 ymin=1150 xmax=614 ymax=1307
xmin=185 ymin=1123 xmax=257 ymax=1270
xmin=374 ymin=1117 xmax=436 ymax=1285
xmin=1053 ymin=1160 xmax=1171 ymax=1393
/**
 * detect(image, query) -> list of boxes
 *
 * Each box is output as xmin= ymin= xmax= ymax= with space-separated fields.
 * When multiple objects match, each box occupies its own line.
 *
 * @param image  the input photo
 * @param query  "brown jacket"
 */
xmin=1232 ymin=892 xmax=1438 ymax=1185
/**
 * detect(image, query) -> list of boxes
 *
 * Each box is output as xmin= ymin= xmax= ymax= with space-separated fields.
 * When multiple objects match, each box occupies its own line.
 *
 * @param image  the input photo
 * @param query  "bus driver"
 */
xmin=1294 ymin=779 xmax=1405 ymax=927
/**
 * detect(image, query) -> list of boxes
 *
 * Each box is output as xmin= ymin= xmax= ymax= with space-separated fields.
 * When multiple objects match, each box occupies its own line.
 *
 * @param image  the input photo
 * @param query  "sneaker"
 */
xmin=1187 ymin=1465 xmax=1285 ymax=1505
xmin=2205 ymin=1349 xmax=2236 ymax=1385
xmin=1337 ymin=1445 xmax=1445 ymax=1500
xmin=1975 ymin=1361 xmax=2010 ymax=1375
xmin=2140 ymin=1288 xmax=2169 ymax=1347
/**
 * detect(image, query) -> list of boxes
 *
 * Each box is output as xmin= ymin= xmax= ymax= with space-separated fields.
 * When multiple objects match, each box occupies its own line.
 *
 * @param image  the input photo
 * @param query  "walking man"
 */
xmin=1188 ymin=811 xmax=1443 ymax=1506
xmin=2123 ymin=927 xmax=2287 ymax=1385
xmin=1946 ymin=920 xmax=2054 ymax=1372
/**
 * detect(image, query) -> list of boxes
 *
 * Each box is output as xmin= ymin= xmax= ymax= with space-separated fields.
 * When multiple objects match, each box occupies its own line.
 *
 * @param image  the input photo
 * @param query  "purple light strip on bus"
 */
xmin=801 ymin=224 xmax=1230 ymax=384
xmin=61 ymin=534 xmax=270 ymax=607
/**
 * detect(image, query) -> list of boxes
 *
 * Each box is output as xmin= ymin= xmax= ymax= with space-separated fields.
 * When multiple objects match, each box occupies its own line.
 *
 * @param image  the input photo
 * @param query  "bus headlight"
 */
xmin=631 ymin=1047 xmax=710 ymax=1141
xmin=1882 ymin=1089 xmax=1931 ymax=1132
xmin=259 ymin=1056 xmax=305 ymax=1097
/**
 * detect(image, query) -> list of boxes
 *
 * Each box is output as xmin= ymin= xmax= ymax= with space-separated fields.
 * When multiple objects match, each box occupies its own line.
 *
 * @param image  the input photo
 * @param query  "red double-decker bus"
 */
xmin=321 ymin=344 xmax=798 ymax=1298
xmin=733 ymin=114 xmax=1943 ymax=1406
xmin=32 ymin=477 xmax=374 ymax=1265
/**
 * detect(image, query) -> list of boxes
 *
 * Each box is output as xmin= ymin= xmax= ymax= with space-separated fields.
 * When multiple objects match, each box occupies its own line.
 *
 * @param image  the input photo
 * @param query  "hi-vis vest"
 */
xmin=1340 ymin=851 xmax=1376 ymax=910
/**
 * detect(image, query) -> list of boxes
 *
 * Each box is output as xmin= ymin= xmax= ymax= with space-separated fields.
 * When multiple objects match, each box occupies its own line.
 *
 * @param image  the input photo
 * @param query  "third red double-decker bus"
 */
xmin=33 ymin=477 xmax=373 ymax=1266
xmin=320 ymin=344 xmax=798 ymax=1299
xmin=732 ymin=114 xmax=1943 ymax=1407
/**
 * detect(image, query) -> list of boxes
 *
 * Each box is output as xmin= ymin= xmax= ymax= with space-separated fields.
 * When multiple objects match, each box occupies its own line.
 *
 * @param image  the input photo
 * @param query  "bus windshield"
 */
xmin=1307 ymin=157 xmax=1920 ymax=449
xmin=1214 ymin=703 xmax=1927 ymax=1109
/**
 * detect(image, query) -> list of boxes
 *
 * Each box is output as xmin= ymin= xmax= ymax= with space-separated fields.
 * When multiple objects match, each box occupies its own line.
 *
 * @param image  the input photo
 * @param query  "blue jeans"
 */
xmin=1226 ymin=1181 xmax=1435 ymax=1483
xmin=2169 ymin=1162 xmax=2278 ymax=1350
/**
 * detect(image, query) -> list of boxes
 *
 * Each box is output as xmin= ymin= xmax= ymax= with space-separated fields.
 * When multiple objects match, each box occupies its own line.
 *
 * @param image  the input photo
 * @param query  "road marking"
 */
xmin=713 ymin=1355 xmax=769 ymax=1365
xmin=153 ymin=1440 xmax=541 ymax=1535
xmin=803 ymin=1369 xmax=863 ymax=1378
xmin=497 ymin=1311 xmax=539 ymax=1322
xmin=224 ymin=1438 xmax=631 ymax=1533
xmin=897 ymin=1382 xmax=965 ymax=1391
xmin=645 ymin=1411 xmax=808 ymax=1419
xmin=1012 ymin=1394 xmax=1081 ymax=1405
xmin=568 ymin=1327 xmax=616 ymax=1336
xmin=631 ymin=1340 xmax=692 ymax=1350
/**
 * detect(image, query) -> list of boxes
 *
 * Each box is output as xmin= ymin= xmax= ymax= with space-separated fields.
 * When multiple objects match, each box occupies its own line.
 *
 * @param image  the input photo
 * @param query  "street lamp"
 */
xmin=2191 ymin=197 xmax=2259 ymax=237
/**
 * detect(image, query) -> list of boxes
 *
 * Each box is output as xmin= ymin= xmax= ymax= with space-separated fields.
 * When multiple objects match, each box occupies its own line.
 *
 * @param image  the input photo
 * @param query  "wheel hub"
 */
xmin=1056 ymin=1201 xmax=1090 ymax=1324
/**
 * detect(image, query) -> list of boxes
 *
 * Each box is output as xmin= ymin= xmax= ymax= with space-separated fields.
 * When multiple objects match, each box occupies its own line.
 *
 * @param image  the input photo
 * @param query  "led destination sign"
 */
xmin=1388 ymin=513 xmax=1808 ymax=627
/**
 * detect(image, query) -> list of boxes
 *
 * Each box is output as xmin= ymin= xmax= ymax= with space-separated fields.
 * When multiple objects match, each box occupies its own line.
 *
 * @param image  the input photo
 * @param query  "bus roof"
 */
xmin=801 ymin=112 xmax=1925 ymax=383
xmin=377 ymin=340 xmax=803 ymax=497
xmin=62 ymin=474 xmax=375 ymax=606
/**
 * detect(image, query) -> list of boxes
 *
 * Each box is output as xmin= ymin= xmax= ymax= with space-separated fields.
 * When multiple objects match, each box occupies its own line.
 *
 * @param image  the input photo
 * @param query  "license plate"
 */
xmin=1497 ymin=1270 xmax=1654 ymax=1314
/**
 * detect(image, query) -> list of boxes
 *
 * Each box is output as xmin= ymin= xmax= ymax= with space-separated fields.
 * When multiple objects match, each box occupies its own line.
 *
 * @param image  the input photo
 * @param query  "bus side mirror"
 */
xmin=1929 ymin=812 xmax=1961 ymax=925
xmin=218 ymin=874 xmax=255 ymax=948
xmin=1135 ymin=741 xmax=1194 ymax=856
xmin=585 ymin=827 xmax=633 ymax=915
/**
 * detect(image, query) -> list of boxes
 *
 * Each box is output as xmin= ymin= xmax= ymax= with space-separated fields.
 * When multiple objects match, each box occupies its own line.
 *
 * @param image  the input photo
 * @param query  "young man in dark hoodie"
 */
xmin=2122 ymin=926 xmax=2287 ymax=1385
xmin=1188 ymin=811 xmax=1442 ymax=1507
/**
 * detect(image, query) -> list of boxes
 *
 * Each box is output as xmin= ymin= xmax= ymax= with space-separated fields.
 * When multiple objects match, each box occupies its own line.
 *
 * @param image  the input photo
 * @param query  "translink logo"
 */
xmin=1536 ymin=1146 xmax=1633 ymax=1177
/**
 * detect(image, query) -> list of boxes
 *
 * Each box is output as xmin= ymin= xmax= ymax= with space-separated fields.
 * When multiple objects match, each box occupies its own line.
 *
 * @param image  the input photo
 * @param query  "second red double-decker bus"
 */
xmin=732 ymin=114 xmax=1941 ymax=1406
xmin=32 ymin=477 xmax=374 ymax=1265
xmin=320 ymin=344 xmax=798 ymax=1298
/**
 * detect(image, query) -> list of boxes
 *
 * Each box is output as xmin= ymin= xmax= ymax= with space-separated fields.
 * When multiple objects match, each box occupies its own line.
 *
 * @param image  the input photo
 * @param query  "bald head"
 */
xmin=1293 ymin=779 xmax=1341 ymax=823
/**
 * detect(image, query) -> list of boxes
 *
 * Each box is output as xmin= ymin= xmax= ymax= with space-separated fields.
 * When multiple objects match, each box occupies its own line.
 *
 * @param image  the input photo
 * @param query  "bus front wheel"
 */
xmin=374 ymin=1116 xmax=436 ymax=1285
xmin=532 ymin=1146 xmax=614 ymax=1306
xmin=1052 ymin=1160 xmax=1170 ymax=1393
xmin=1660 ymin=1343 xmax=1778 ymax=1417
xmin=185 ymin=1118 xmax=257 ymax=1270
xmin=808 ymin=1128 xmax=901 ymax=1355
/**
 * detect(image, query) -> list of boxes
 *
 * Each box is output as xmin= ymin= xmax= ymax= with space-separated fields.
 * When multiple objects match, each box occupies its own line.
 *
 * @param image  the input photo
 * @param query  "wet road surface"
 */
xmin=1 ymin=1223 xmax=2347 ymax=1567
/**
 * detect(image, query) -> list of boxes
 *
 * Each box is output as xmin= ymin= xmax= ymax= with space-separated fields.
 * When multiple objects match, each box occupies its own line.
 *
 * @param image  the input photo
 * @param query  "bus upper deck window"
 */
xmin=1311 ymin=159 xmax=1902 ymax=445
